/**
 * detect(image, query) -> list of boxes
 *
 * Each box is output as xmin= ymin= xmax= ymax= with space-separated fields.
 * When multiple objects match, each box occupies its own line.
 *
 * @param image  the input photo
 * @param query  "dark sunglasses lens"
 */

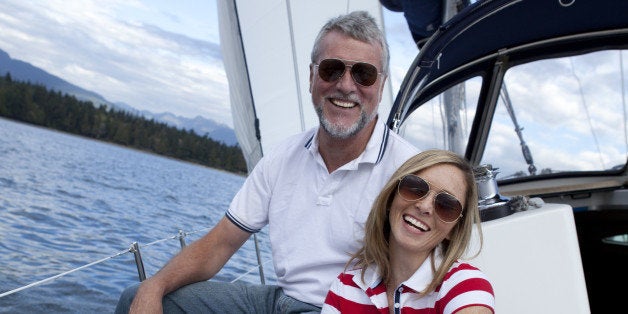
xmin=351 ymin=62 xmax=378 ymax=86
xmin=399 ymin=175 xmax=429 ymax=200
xmin=318 ymin=59 xmax=345 ymax=82
xmin=435 ymin=193 xmax=463 ymax=222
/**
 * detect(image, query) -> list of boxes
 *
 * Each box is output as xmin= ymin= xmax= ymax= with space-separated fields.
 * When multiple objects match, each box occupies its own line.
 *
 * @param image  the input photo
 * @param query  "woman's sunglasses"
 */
xmin=397 ymin=174 xmax=464 ymax=223
xmin=314 ymin=58 xmax=381 ymax=86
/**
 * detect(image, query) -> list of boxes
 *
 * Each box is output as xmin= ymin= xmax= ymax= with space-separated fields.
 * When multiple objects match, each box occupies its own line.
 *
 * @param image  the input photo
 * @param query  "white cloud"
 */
xmin=0 ymin=0 xmax=417 ymax=130
xmin=0 ymin=0 xmax=232 ymax=126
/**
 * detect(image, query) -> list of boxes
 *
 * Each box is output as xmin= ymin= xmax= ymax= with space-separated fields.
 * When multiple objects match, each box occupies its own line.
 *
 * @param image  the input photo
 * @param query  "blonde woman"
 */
xmin=323 ymin=149 xmax=494 ymax=313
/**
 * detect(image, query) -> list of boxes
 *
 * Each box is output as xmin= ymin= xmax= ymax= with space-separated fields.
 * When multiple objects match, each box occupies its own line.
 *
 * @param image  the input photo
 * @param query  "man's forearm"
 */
xmin=128 ymin=216 xmax=251 ymax=312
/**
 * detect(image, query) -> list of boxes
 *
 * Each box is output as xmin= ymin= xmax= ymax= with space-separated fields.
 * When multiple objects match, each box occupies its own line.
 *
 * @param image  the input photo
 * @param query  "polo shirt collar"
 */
xmin=304 ymin=118 xmax=389 ymax=166
xmin=403 ymin=251 xmax=444 ymax=293
xmin=354 ymin=249 xmax=445 ymax=293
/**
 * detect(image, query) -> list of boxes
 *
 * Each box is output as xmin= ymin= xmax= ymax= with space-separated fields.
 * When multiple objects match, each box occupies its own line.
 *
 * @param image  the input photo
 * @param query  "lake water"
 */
xmin=0 ymin=117 xmax=275 ymax=313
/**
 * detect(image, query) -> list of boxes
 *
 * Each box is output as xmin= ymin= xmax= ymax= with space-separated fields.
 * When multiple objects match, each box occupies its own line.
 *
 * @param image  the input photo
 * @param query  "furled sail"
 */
xmin=217 ymin=0 xmax=392 ymax=172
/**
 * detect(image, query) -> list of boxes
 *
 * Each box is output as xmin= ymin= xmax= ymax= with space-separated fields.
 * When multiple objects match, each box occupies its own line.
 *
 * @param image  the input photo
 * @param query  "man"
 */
xmin=116 ymin=10 xmax=418 ymax=313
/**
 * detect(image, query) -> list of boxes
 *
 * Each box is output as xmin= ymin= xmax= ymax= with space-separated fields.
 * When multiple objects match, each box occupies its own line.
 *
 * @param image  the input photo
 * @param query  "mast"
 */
xmin=443 ymin=0 xmax=467 ymax=154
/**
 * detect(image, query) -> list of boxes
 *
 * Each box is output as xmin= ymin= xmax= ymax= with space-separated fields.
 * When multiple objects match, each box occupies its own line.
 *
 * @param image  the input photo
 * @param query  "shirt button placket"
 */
xmin=393 ymin=286 xmax=403 ymax=314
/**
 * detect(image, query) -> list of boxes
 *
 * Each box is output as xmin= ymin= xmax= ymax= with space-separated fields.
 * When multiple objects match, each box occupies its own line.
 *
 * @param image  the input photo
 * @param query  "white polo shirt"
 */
xmin=226 ymin=121 xmax=419 ymax=306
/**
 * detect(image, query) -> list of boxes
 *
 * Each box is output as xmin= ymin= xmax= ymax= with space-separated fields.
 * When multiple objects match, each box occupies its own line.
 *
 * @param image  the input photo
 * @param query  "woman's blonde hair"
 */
xmin=348 ymin=149 xmax=483 ymax=294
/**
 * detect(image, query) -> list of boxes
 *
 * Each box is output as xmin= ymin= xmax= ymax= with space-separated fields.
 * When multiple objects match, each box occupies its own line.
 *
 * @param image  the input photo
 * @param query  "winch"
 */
xmin=474 ymin=164 xmax=514 ymax=221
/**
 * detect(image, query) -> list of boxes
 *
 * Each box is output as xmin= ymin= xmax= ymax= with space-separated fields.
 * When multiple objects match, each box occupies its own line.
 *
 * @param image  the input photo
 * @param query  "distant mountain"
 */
xmin=142 ymin=111 xmax=237 ymax=145
xmin=0 ymin=49 xmax=109 ymax=106
xmin=0 ymin=49 xmax=237 ymax=146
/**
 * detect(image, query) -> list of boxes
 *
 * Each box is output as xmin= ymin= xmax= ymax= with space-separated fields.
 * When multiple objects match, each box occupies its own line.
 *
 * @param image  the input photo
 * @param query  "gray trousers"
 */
xmin=114 ymin=280 xmax=321 ymax=314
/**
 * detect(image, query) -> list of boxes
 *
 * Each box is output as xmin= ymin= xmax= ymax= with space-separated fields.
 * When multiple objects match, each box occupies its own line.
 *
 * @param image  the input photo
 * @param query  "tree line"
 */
xmin=0 ymin=73 xmax=247 ymax=174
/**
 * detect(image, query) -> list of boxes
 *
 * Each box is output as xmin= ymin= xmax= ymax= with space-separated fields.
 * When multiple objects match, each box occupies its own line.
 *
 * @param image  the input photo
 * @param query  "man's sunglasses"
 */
xmin=397 ymin=174 xmax=464 ymax=223
xmin=314 ymin=58 xmax=381 ymax=87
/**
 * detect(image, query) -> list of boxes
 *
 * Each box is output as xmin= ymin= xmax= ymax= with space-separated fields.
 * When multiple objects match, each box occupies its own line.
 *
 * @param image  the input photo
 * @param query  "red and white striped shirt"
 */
xmin=322 ymin=257 xmax=494 ymax=314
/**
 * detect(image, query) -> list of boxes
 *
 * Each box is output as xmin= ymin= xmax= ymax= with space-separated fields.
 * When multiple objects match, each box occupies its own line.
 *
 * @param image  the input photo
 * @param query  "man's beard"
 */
xmin=315 ymin=105 xmax=375 ymax=139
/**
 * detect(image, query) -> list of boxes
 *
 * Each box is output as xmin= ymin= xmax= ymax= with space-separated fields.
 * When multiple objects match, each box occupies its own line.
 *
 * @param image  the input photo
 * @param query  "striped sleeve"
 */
xmin=437 ymin=263 xmax=495 ymax=313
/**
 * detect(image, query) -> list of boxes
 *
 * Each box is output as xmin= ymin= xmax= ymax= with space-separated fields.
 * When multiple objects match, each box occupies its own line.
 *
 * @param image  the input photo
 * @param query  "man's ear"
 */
xmin=309 ymin=64 xmax=314 ymax=92
xmin=377 ymin=74 xmax=388 ymax=103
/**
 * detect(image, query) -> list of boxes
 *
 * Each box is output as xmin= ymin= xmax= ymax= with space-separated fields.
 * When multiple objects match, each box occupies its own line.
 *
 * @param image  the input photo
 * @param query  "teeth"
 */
xmin=403 ymin=215 xmax=429 ymax=232
xmin=331 ymin=99 xmax=355 ymax=108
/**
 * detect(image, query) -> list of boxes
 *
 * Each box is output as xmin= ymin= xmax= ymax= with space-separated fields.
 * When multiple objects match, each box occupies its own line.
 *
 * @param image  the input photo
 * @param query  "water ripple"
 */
xmin=0 ymin=118 xmax=271 ymax=313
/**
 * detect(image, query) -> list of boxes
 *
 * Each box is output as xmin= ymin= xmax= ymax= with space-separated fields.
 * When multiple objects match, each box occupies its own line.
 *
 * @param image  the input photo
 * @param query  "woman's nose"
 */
xmin=414 ymin=191 xmax=435 ymax=215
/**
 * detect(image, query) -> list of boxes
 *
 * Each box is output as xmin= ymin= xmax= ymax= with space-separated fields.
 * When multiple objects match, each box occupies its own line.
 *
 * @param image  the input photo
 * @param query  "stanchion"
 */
xmin=178 ymin=229 xmax=187 ymax=248
xmin=130 ymin=242 xmax=146 ymax=282
xmin=253 ymin=234 xmax=265 ymax=284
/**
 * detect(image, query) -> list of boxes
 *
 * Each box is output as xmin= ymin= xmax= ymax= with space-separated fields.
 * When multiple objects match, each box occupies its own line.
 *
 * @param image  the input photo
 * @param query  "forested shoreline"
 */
xmin=0 ymin=73 xmax=247 ymax=174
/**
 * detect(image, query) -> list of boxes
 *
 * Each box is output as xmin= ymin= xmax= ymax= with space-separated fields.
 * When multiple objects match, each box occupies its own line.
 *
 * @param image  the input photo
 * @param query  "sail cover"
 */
xmin=218 ymin=0 xmax=392 ymax=172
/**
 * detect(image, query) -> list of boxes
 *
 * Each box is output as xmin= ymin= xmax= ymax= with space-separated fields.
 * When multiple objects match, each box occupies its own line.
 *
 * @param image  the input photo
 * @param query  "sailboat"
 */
xmin=218 ymin=0 xmax=628 ymax=313
xmin=1 ymin=0 xmax=624 ymax=312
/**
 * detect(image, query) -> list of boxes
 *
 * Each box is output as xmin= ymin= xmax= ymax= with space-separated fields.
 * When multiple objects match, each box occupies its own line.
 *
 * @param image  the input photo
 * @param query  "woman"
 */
xmin=322 ymin=149 xmax=494 ymax=313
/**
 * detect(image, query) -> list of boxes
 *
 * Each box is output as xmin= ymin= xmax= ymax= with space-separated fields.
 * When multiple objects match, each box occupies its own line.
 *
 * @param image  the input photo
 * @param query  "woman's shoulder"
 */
xmin=451 ymin=260 xmax=484 ymax=271
xmin=443 ymin=261 xmax=495 ymax=296
xmin=447 ymin=261 xmax=492 ymax=281
xmin=440 ymin=261 xmax=495 ymax=312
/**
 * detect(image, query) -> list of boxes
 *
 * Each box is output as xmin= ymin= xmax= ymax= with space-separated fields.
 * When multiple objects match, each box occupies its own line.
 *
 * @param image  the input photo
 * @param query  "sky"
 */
xmin=1 ymin=0 xmax=624 ymax=177
xmin=0 ymin=0 xmax=417 ymax=129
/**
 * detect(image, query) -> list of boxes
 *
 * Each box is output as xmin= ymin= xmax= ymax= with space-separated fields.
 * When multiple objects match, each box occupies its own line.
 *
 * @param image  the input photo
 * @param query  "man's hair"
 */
xmin=311 ymin=10 xmax=389 ymax=74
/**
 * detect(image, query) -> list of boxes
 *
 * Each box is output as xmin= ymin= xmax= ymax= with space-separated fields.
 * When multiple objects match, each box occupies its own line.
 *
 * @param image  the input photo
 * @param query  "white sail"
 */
xmin=218 ymin=0 xmax=392 ymax=172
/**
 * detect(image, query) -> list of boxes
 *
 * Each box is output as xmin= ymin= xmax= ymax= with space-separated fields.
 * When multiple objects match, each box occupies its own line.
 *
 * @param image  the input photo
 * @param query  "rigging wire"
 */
xmin=230 ymin=259 xmax=274 ymax=283
xmin=285 ymin=0 xmax=306 ymax=133
xmin=0 ymin=227 xmax=271 ymax=299
xmin=500 ymin=83 xmax=536 ymax=175
xmin=0 ymin=249 xmax=130 ymax=298
xmin=570 ymin=57 xmax=606 ymax=169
